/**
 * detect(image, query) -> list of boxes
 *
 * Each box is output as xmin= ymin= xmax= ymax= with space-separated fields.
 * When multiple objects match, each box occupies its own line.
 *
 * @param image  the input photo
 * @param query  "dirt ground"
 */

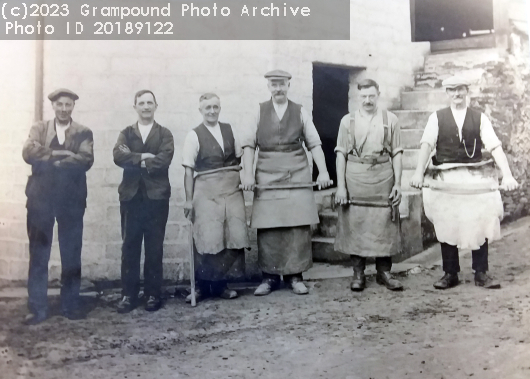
xmin=1 ymin=220 xmax=530 ymax=379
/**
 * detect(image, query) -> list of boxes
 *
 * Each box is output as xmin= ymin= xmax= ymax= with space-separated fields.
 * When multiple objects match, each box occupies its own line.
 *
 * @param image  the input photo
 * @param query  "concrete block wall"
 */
xmin=0 ymin=0 xmax=430 ymax=282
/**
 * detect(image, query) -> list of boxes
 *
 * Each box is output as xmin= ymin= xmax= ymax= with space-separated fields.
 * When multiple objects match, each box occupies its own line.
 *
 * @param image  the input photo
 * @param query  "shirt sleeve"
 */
xmin=480 ymin=113 xmax=502 ymax=152
xmin=334 ymin=115 xmax=351 ymax=156
xmin=420 ymin=112 xmax=439 ymax=150
xmin=300 ymin=107 xmax=322 ymax=150
xmin=232 ymin=125 xmax=243 ymax=158
xmin=181 ymin=130 xmax=200 ymax=169
xmin=240 ymin=106 xmax=260 ymax=149
xmin=387 ymin=112 xmax=403 ymax=157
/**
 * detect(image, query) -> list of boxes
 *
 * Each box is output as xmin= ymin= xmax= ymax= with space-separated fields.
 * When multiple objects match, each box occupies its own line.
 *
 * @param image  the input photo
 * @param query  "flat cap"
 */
xmin=442 ymin=76 xmax=470 ymax=89
xmin=264 ymin=69 xmax=292 ymax=80
xmin=48 ymin=88 xmax=79 ymax=101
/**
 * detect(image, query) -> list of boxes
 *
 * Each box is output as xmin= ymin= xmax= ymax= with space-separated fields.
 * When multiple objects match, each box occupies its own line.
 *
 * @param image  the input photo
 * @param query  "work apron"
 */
xmin=334 ymin=158 xmax=400 ymax=258
xmin=423 ymin=160 xmax=503 ymax=250
xmin=252 ymin=145 xmax=319 ymax=275
xmin=192 ymin=166 xmax=249 ymax=280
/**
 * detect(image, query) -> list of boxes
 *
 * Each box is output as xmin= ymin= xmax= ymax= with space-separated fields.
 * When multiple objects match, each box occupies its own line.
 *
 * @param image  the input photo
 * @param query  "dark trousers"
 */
xmin=120 ymin=195 xmax=169 ymax=298
xmin=441 ymin=241 xmax=488 ymax=274
xmin=351 ymin=255 xmax=392 ymax=272
xmin=27 ymin=205 xmax=85 ymax=314
xmin=262 ymin=272 xmax=303 ymax=283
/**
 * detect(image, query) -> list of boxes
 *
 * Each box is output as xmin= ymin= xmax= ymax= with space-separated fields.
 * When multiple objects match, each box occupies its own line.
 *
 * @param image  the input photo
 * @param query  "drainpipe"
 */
xmin=34 ymin=38 xmax=44 ymax=122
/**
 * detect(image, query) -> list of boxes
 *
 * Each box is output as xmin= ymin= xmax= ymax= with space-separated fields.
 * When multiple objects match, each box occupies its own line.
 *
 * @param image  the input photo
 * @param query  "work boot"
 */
xmin=185 ymin=288 xmax=205 ymax=303
xmin=23 ymin=311 xmax=48 ymax=326
xmin=350 ymin=268 xmax=366 ymax=292
xmin=117 ymin=296 xmax=138 ymax=314
xmin=254 ymin=278 xmax=278 ymax=296
xmin=433 ymin=273 xmax=459 ymax=290
xmin=62 ymin=308 xmax=86 ymax=321
xmin=220 ymin=288 xmax=239 ymax=299
xmin=290 ymin=276 xmax=308 ymax=295
xmin=474 ymin=272 xmax=501 ymax=289
xmin=145 ymin=296 xmax=162 ymax=312
xmin=376 ymin=271 xmax=403 ymax=291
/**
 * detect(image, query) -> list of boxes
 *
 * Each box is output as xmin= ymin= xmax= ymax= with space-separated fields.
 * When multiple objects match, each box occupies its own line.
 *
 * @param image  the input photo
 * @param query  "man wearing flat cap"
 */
xmin=410 ymin=75 xmax=518 ymax=290
xmin=22 ymin=89 xmax=94 ymax=325
xmin=241 ymin=70 xmax=333 ymax=296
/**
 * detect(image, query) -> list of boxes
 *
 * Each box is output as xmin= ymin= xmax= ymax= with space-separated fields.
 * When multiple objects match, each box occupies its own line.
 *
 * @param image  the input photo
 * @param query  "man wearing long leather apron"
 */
xmin=410 ymin=76 xmax=518 ymax=290
xmin=182 ymin=93 xmax=250 ymax=302
xmin=241 ymin=70 xmax=333 ymax=296
xmin=22 ymin=88 xmax=94 ymax=325
xmin=334 ymin=79 xmax=404 ymax=292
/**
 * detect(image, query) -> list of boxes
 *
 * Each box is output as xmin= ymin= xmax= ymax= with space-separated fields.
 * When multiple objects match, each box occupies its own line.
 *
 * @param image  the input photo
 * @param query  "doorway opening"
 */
xmin=312 ymin=64 xmax=363 ymax=187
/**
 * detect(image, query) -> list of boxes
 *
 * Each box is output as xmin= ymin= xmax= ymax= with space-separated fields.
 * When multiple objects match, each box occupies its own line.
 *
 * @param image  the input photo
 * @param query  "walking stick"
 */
xmin=188 ymin=217 xmax=196 ymax=307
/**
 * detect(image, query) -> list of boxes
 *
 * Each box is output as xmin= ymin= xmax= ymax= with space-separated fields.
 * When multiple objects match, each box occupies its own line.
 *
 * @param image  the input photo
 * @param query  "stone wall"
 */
xmin=0 ymin=0 xmax=430 ymax=281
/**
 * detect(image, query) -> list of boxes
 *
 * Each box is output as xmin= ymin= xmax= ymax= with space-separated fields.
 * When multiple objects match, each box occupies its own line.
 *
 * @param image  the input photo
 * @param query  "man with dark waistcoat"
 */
xmin=182 ymin=93 xmax=250 ymax=302
xmin=22 ymin=88 xmax=94 ymax=325
xmin=410 ymin=76 xmax=518 ymax=290
xmin=113 ymin=90 xmax=174 ymax=313
xmin=241 ymin=70 xmax=333 ymax=296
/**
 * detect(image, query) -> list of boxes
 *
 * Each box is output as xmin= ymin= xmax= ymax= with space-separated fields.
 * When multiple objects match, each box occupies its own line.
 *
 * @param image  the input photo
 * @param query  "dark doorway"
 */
xmin=413 ymin=0 xmax=494 ymax=42
xmin=312 ymin=64 xmax=351 ymax=187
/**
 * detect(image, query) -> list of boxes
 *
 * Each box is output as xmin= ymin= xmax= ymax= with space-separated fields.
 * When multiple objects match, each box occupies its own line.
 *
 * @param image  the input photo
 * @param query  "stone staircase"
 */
xmin=310 ymin=47 xmax=503 ymax=264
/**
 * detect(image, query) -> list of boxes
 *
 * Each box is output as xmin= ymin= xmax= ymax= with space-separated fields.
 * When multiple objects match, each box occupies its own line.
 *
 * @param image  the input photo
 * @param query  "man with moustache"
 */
xmin=241 ymin=70 xmax=333 ymax=296
xmin=410 ymin=76 xmax=518 ymax=289
xmin=22 ymin=89 xmax=94 ymax=324
xmin=113 ymin=90 xmax=174 ymax=313
xmin=334 ymin=79 xmax=404 ymax=292
xmin=182 ymin=93 xmax=250 ymax=302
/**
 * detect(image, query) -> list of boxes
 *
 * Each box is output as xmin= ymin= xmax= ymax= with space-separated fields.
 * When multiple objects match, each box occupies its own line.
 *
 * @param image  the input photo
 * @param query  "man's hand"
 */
xmin=51 ymin=150 xmax=75 ymax=157
xmin=389 ymin=184 xmax=402 ymax=207
xmin=119 ymin=144 xmax=131 ymax=153
xmin=316 ymin=172 xmax=333 ymax=190
xmin=500 ymin=176 xmax=519 ymax=191
xmin=141 ymin=153 xmax=155 ymax=160
xmin=183 ymin=200 xmax=193 ymax=220
xmin=409 ymin=171 xmax=424 ymax=190
xmin=335 ymin=186 xmax=348 ymax=205
xmin=32 ymin=141 xmax=42 ymax=147
xmin=241 ymin=174 xmax=255 ymax=191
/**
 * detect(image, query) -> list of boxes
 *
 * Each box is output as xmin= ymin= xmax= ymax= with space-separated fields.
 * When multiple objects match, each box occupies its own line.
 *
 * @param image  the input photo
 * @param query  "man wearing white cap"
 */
xmin=410 ymin=76 xmax=518 ymax=290
xmin=22 ymin=89 xmax=94 ymax=324
xmin=241 ymin=70 xmax=333 ymax=296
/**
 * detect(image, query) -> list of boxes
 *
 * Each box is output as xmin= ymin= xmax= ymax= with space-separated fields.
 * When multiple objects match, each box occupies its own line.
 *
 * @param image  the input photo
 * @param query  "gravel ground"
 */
xmin=1 ymin=219 xmax=530 ymax=379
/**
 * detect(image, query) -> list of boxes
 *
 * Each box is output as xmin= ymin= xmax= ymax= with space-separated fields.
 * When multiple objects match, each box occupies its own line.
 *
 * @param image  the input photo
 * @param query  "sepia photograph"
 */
xmin=0 ymin=0 xmax=529 ymax=378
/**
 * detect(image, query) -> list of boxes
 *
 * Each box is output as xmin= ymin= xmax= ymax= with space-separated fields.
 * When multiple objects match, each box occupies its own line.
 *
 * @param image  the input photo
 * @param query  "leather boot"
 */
xmin=433 ymin=272 xmax=459 ymax=289
xmin=376 ymin=271 xmax=403 ymax=291
xmin=474 ymin=272 xmax=500 ymax=289
xmin=350 ymin=256 xmax=366 ymax=291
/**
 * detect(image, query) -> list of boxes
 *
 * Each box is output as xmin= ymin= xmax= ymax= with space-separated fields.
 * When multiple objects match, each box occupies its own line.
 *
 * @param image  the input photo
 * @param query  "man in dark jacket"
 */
xmin=113 ymin=90 xmax=174 ymax=313
xmin=22 ymin=88 xmax=94 ymax=325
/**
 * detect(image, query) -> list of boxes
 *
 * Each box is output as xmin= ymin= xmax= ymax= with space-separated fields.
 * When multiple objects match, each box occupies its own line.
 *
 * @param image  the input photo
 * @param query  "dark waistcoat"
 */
xmin=257 ymin=99 xmax=304 ymax=149
xmin=434 ymin=107 xmax=483 ymax=165
xmin=194 ymin=122 xmax=239 ymax=172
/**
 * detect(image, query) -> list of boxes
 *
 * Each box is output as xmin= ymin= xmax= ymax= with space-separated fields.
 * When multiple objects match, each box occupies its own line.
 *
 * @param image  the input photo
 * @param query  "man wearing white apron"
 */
xmin=334 ymin=79 xmax=404 ymax=292
xmin=241 ymin=70 xmax=333 ymax=296
xmin=182 ymin=93 xmax=250 ymax=302
xmin=410 ymin=76 xmax=519 ymax=289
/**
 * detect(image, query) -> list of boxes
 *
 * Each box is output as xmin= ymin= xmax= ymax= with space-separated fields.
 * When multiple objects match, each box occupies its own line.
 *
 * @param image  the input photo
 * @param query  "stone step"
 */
xmin=424 ymin=47 xmax=500 ymax=68
xmin=393 ymin=110 xmax=431 ymax=130
xmin=403 ymin=149 xmax=419 ymax=170
xmin=401 ymin=129 xmax=424 ymax=149
xmin=312 ymin=237 xmax=350 ymax=262
xmin=316 ymin=211 xmax=338 ymax=238
xmin=401 ymin=90 xmax=449 ymax=111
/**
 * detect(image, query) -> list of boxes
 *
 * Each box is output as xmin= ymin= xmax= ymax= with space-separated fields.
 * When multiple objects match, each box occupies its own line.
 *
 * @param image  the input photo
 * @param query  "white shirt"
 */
xmin=241 ymin=102 xmax=322 ymax=150
xmin=182 ymin=123 xmax=243 ymax=169
xmin=420 ymin=107 xmax=502 ymax=152
xmin=138 ymin=121 xmax=154 ymax=143
xmin=55 ymin=121 xmax=70 ymax=145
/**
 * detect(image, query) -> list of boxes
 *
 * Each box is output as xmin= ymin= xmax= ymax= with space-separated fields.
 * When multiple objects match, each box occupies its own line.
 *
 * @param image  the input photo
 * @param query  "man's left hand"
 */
xmin=316 ymin=172 xmax=333 ymax=190
xmin=500 ymin=176 xmax=519 ymax=191
xmin=389 ymin=184 xmax=402 ymax=207
xmin=119 ymin=144 xmax=131 ymax=153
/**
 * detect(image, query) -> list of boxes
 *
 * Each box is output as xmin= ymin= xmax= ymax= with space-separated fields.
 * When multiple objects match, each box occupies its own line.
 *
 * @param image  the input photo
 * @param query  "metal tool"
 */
xmin=239 ymin=181 xmax=333 ymax=190
xmin=187 ymin=218 xmax=196 ymax=307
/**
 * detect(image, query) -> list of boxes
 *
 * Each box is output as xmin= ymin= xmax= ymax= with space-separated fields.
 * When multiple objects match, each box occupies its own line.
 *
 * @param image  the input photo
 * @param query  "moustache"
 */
xmin=363 ymin=102 xmax=374 ymax=106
